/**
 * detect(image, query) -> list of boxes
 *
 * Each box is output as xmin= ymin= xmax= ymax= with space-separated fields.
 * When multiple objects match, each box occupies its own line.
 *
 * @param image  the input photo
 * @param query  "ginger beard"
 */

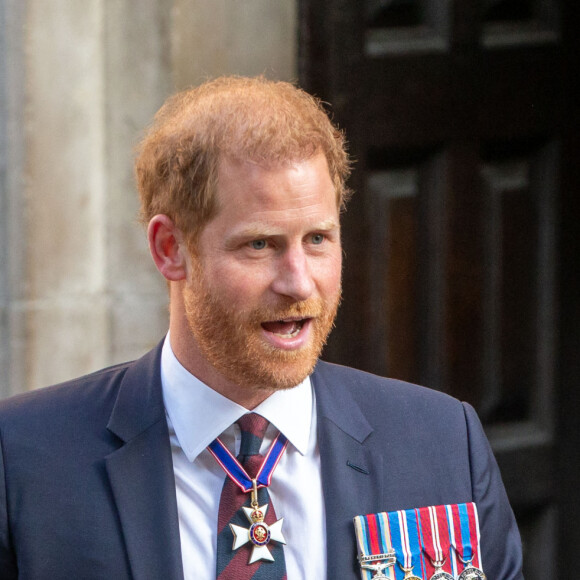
xmin=183 ymin=259 xmax=340 ymax=391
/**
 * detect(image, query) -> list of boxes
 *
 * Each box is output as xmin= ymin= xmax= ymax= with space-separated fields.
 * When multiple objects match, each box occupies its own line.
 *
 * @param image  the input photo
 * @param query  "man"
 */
xmin=0 ymin=77 xmax=522 ymax=579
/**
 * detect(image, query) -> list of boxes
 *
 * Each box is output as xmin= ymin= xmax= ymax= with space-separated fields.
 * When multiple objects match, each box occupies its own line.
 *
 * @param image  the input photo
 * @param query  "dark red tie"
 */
xmin=216 ymin=413 xmax=287 ymax=579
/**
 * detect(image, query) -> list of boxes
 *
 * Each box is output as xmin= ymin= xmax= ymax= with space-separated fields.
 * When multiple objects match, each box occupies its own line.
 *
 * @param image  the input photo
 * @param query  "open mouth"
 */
xmin=261 ymin=317 xmax=311 ymax=338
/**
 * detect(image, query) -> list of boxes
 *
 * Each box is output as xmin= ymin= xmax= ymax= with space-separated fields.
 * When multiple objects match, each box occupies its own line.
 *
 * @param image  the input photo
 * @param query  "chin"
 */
xmin=216 ymin=346 xmax=320 ymax=392
xmin=256 ymin=362 xmax=317 ymax=391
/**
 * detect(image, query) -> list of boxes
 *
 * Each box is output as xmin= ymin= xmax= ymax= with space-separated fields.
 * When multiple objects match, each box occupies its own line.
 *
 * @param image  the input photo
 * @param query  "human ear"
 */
xmin=147 ymin=214 xmax=188 ymax=281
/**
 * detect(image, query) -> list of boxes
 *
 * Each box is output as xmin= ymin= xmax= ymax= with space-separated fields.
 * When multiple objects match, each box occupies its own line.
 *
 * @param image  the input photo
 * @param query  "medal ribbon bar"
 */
xmin=389 ymin=509 xmax=426 ymax=580
xmin=354 ymin=503 xmax=485 ymax=580
xmin=354 ymin=512 xmax=396 ymax=580
xmin=449 ymin=503 xmax=485 ymax=579
xmin=417 ymin=505 xmax=455 ymax=579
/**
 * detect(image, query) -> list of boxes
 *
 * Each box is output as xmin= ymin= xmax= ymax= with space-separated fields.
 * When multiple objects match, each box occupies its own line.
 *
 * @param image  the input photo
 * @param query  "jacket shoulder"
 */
xmin=0 ymin=361 xmax=132 ymax=429
xmin=314 ymin=359 xmax=464 ymax=414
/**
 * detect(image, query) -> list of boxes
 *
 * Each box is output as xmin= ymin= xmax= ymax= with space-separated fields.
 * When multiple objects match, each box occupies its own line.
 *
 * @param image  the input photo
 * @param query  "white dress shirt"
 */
xmin=160 ymin=336 xmax=327 ymax=579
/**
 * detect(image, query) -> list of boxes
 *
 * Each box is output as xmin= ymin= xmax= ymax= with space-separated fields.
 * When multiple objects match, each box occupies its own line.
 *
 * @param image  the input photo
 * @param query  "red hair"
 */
xmin=135 ymin=76 xmax=351 ymax=242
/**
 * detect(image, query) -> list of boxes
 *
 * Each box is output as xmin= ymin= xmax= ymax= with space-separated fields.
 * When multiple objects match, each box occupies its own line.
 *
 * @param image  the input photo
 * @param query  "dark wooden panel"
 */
xmin=362 ymin=56 xmax=455 ymax=148
xmin=443 ymin=146 xmax=486 ymax=404
xmin=492 ymin=425 xmax=556 ymax=575
xmin=557 ymin=0 xmax=580 ymax=567
xmin=363 ymin=151 xmax=447 ymax=386
xmin=386 ymin=195 xmax=420 ymax=379
xmin=481 ymin=158 xmax=537 ymax=423
xmin=499 ymin=187 xmax=537 ymax=417
xmin=479 ymin=141 xmax=557 ymax=427
xmin=493 ymin=435 xmax=554 ymax=507
xmin=300 ymin=0 xmax=573 ymax=574
xmin=482 ymin=0 xmax=560 ymax=46
xmin=365 ymin=0 xmax=450 ymax=56
xmin=367 ymin=168 xmax=422 ymax=381
xmin=477 ymin=47 xmax=563 ymax=139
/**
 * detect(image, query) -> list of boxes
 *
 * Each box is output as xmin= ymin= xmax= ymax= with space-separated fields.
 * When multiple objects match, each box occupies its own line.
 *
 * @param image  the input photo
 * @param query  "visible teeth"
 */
xmin=262 ymin=318 xmax=309 ymax=338
xmin=272 ymin=320 xmax=303 ymax=338
xmin=273 ymin=326 xmax=301 ymax=338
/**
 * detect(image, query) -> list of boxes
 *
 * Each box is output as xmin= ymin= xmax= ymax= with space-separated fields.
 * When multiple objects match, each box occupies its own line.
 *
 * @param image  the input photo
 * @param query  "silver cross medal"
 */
xmin=229 ymin=479 xmax=286 ymax=563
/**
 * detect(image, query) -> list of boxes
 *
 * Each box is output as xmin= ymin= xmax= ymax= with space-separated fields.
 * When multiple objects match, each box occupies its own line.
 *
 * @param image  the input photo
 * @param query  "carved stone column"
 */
xmin=1 ymin=0 xmax=297 ymax=396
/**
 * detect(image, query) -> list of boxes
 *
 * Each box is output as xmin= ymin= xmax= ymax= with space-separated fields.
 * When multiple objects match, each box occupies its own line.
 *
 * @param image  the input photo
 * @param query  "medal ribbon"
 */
xmin=354 ymin=512 xmax=395 ymax=580
xmin=388 ymin=509 xmax=426 ymax=579
xmin=207 ymin=431 xmax=288 ymax=493
xmin=355 ymin=503 xmax=483 ymax=580
xmin=417 ymin=505 xmax=454 ymax=577
xmin=449 ymin=502 xmax=482 ymax=570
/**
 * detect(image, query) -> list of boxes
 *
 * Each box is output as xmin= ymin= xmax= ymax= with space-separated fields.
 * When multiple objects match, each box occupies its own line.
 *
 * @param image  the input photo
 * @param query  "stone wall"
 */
xmin=0 ymin=0 xmax=297 ymax=396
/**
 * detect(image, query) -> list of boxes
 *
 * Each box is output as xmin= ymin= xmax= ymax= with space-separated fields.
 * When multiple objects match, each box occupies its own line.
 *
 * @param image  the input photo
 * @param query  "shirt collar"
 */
xmin=160 ymin=335 xmax=313 ymax=462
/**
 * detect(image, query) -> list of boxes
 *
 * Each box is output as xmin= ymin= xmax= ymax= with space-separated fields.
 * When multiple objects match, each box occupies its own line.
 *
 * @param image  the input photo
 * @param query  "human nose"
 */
xmin=270 ymin=246 xmax=315 ymax=302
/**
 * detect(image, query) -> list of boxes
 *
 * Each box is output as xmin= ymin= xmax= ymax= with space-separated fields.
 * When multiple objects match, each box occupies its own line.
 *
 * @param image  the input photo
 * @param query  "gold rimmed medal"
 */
xmin=208 ymin=430 xmax=289 ymax=563
xmin=229 ymin=501 xmax=286 ymax=563
xmin=399 ymin=564 xmax=422 ymax=580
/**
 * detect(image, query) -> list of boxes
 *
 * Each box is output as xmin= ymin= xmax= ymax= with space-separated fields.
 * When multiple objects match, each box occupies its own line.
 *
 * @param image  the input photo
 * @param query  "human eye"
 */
xmin=249 ymin=239 xmax=268 ymax=250
xmin=311 ymin=233 xmax=325 ymax=245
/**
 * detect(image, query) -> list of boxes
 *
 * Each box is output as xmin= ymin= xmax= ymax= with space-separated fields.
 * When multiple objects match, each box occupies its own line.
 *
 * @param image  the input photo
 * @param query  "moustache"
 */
xmin=247 ymin=299 xmax=327 ymax=324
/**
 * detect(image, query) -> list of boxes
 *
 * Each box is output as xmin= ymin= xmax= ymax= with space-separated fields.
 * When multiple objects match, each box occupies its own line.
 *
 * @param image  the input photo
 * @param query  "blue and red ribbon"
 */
xmin=208 ymin=432 xmax=288 ymax=493
xmin=354 ymin=503 xmax=483 ymax=580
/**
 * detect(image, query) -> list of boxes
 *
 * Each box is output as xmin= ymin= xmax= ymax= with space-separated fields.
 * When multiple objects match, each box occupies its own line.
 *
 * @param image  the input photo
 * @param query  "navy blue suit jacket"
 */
xmin=0 ymin=343 xmax=523 ymax=579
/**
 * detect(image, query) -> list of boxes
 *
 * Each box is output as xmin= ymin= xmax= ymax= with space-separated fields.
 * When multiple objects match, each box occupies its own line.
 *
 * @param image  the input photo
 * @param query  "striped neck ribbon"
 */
xmin=207 ymin=431 xmax=288 ymax=493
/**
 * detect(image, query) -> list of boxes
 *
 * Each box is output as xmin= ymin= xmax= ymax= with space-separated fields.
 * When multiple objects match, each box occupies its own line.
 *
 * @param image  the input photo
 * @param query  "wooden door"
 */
xmin=300 ymin=0 xmax=580 ymax=575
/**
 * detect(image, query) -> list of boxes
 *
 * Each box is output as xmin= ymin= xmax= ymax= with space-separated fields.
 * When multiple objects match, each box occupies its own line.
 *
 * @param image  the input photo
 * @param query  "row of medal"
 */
xmin=354 ymin=503 xmax=486 ymax=580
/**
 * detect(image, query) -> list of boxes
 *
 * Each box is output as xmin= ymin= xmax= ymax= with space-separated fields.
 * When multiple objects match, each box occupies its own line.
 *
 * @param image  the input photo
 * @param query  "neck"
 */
xmin=168 ymin=314 xmax=275 ymax=410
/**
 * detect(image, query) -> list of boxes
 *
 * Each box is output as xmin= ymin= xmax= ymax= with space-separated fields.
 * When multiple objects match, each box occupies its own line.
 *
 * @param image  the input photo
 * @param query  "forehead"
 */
xmin=213 ymin=154 xmax=338 ymax=220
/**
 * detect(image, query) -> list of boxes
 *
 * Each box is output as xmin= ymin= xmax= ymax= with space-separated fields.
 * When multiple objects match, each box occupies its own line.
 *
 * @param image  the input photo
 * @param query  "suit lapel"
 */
xmin=101 ymin=351 xmax=380 ymax=580
xmin=105 ymin=344 xmax=184 ymax=580
xmin=312 ymin=362 xmax=384 ymax=580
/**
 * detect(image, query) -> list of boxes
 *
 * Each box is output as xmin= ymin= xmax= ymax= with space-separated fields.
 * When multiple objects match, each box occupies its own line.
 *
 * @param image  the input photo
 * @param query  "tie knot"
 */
xmin=237 ymin=413 xmax=269 ymax=457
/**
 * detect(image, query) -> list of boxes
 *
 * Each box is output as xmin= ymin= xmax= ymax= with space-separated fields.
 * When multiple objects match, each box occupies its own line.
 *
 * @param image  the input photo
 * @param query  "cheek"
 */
xmin=206 ymin=264 xmax=271 ymax=305
xmin=317 ymin=253 xmax=342 ymax=295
